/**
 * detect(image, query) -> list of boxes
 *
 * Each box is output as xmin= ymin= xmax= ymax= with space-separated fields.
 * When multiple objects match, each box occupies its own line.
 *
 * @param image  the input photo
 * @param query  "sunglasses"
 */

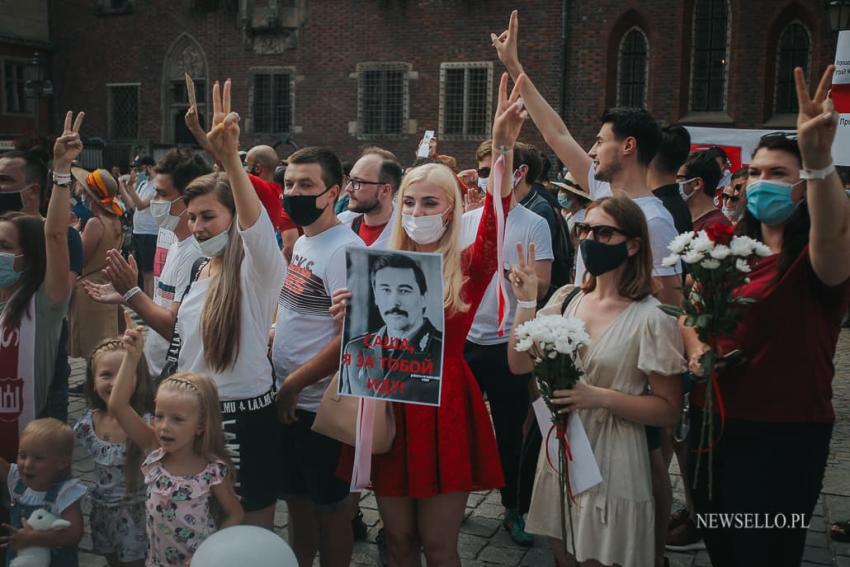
xmin=573 ymin=222 xmax=631 ymax=243
xmin=477 ymin=167 xmax=491 ymax=178
xmin=721 ymin=193 xmax=741 ymax=203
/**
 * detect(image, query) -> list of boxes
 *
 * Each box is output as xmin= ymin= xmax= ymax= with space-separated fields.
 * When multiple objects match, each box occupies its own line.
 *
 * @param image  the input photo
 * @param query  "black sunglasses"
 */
xmin=477 ymin=167 xmax=491 ymax=178
xmin=573 ymin=222 xmax=631 ymax=242
xmin=721 ymin=193 xmax=741 ymax=203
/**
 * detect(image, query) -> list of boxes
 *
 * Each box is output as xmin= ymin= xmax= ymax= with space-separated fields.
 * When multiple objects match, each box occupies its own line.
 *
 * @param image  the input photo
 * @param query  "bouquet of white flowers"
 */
xmin=660 ymin=223 xmax=770 ymax=495
xmin=514 ymin=313 xmax=590 ymax=555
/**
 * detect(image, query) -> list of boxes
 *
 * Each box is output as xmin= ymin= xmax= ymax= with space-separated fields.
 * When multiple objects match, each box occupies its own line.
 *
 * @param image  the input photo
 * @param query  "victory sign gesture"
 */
xmin=205 ymin=79 xmax=241 ymax=166
xmin=491 ymin=72 xmax=527 ymax=151
xmin=795 ymin=65 xmax=838 ymax=170
xmin=53 ymin=111 xmax=85 ymax=171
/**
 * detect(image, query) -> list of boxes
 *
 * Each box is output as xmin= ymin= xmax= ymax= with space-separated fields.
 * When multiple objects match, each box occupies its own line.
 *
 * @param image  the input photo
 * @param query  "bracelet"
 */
xmin=122 ymin=286 xmax=142 ymax=303
xmin=497 ymin=145 xmax=510 ymax=155
xmin=516 ymin=299 xmax=537 ymax=309
xmin=52 ymin=171 xmax=72 ymax=186
xmin=800 ymin=163 xmax=836 ymax=180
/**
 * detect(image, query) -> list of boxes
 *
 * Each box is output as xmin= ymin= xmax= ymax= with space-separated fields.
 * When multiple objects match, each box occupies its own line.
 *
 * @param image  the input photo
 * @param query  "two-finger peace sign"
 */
xmin=211 ymin=79 xmax=232 ymax=130
xmin=509 ymin=242 xmax=537 ymax=302
xmin=53 ymin=110 xmax=85 ymax=166
xmin=794 ymin=65 xmax=838 ymax=168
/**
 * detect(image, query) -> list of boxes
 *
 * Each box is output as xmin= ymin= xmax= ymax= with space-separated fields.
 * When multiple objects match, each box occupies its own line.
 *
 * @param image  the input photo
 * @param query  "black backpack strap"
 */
xmin=560 ymin=286 xmax=582 ymax=315
xmin=351 ymin=214 xmax=364 ymax=235
xmin=159 ymin=257 xmax=209 ymax=383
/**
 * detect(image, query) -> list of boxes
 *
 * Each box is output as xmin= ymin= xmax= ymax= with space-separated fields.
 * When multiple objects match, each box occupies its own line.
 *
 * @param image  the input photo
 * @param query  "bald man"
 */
xmin=246 ymin=145 xmax=300 ymax=261
xmin=246 ymin=145 xmax=279 ymax=182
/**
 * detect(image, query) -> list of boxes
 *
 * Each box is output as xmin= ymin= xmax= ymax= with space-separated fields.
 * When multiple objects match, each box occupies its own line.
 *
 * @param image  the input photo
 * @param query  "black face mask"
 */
xmin=0 ymin=191 xmax=23 ymax=214
xmin=580 ymin=239 xmax=629 ymax=276
xmin=283 ymin=186 xmax=333 ymax=227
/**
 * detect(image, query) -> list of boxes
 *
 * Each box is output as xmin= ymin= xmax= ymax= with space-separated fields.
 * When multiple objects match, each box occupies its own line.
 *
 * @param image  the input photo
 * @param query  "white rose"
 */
xmin=700 ymin=259 xmax=721 ymax=270
xmin=710 ymin=245 xmax=731 ymax=260
xmin=735 ymin=258 xmax=752 ymax=273
xmin=683 ymin=251 xmax=704 ymax=264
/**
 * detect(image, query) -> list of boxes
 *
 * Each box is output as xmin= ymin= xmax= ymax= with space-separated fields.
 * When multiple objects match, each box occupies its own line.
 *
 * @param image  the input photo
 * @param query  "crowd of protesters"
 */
xmin=0 ymin=9 xmax=848 ymax=567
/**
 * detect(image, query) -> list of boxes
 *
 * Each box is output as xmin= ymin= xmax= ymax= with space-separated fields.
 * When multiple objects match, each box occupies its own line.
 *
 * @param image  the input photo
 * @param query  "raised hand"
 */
xmin=53 ymin=111 xmax=85 ymax=171
xmin=491 ymin=10 xmax=521 ymax=76
xmin=185 ymin=104 xmax=204 ymax=135
xmin=205 ymin=79 xmax=241 ymax=163
xmin=509 ymin=242 xmax=538 ymax=302
xmin=492 ymin=72 xmax=527 ymax=150
xmin=795 ymin=65 xmax=838 ymax=170
xmin=122 ymin=325 xmax=145 ymax=360
xmin=463 ymin=188 xmax=484 ymax=212
xmin=103 ymin=249 xmax=139 ymax=295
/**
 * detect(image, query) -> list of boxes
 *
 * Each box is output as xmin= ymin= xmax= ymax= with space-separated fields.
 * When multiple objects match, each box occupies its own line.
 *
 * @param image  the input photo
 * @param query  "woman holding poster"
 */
xmin=0 ymin=111 xmax=79 ymax=463
xmin=331 ymin=72 xmax=524 ymax=565
xmin=682 ymin=66 xmax=850 ymax=566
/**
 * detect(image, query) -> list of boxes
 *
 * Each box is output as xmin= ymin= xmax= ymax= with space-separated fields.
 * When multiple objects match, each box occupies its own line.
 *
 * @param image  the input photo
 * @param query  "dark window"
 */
xmin=617 ymin=29 xmax=648 ymax=108
xmin=3 ymin=61 xmax=30 ymax=114
xmin=252 ymin=72 xmax=292 ymax=134
xmin=108 ymin=85 xmax=139 ymax=140
xmin=775 ymin=23 xmax=810 ymax=115
xmin=360 ymin=68 xmax=405 ymax=136
xmin=443 ymin=65 xmax=490 ymax=137
xmin=691 ymin=0 xmax=728 ymax=112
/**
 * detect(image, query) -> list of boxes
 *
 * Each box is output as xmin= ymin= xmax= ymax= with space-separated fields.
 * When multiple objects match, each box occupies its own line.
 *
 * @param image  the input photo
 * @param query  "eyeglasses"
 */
xmin=573 ymin=222 xmax=631 ymax=243
xmin=477 ymin=167 xmax=491 ymax=179
xmin=346 ymin=178 xmax=385 ymax=192
xmin=721 ymin=194 xmax=740 ymax=203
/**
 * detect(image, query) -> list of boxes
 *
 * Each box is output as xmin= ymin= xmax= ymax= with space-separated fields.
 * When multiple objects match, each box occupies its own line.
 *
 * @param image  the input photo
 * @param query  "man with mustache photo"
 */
xmin=339 ymin=252 xmax=443 ymax=405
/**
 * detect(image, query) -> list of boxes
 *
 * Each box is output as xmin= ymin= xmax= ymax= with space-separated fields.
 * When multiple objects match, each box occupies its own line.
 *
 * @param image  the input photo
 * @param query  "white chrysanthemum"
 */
xmin=668 ymin=232 xmax=695 ymax=254
xmin=515 ymin=336 xmax=533 ymax=352
xmin=700 ymin=259 xmax=721 ymax=270
xmin=753 ymin=241 xmax=772 ymax=257
xmin=709 ymin=245 xmax=731 ymax=260
xmin=683 ymin=251 xmax=704 ymax=264
xmin=662 ymin=254 xmax=680 ymax=267
xmin=729 ymin=236 xmax=755 ymax=257
xmin=735 ymin=258 xmax=751 ymax=273
xmin=691 ymin=232 xmax=714 ymax=253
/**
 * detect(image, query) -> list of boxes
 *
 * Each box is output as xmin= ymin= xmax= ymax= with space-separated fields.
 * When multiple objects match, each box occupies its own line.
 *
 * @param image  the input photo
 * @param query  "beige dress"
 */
xmin=525 ymin=286 xmax=686 ymax=567
xmin=69 ymin=216 xmax=124 ymax=358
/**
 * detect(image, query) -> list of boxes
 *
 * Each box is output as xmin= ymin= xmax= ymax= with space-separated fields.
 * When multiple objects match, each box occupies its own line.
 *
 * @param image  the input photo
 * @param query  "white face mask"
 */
xmin=719 ymin=169 xmax=733 ymax=190
xmin=150 ymin=198 xmax=184 ymax=231
xmin=192 ymin=226 xmax=231 ymax=257
xmin=401 ymin=210 xmax=449 ymax=245
xmin=678 ymin=178 xmax=697 ymax=202
xmin=477 ymin=177 xmax=488 ymax=192
xmin=722 ymin=204 xmax=742 ymax=222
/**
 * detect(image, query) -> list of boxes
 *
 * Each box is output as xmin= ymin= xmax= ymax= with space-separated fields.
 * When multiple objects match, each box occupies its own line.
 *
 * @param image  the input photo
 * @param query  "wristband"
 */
xmin=800 ymin=163 xmax=835 ymax=180
xmin=52 ymin=171 xmax=72 ymax=186
xmin=516 ymin=299 xmax=537 ymax=309
xmin=122 ymin=286 xmax=142 ymax=303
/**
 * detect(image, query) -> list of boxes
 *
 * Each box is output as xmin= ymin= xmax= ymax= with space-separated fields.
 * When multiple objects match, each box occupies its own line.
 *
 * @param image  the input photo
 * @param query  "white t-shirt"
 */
xmin=132 ymin=178 xmax=160 ymax=235
xmin=153 ymin=228 xmax=176 ymax=281
xmin=461 ymin=205 xmax=554 ymax=345
xmin=272 ymin=223 xmax=364 ymax=412
xmin=145 ymin=236 xmax=203 ymax=376
xmin=176 ymin=208 xmax=285 ymax=400
xmin=573 ymin=165 xmax=681 ymax=284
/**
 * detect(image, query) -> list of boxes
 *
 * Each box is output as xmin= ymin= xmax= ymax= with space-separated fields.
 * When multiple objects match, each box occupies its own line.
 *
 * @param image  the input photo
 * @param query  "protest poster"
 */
xmin=338 ymin=248 xmax=445 ymax=406
xmin=833 ymin=30 xmax=850 ymax=166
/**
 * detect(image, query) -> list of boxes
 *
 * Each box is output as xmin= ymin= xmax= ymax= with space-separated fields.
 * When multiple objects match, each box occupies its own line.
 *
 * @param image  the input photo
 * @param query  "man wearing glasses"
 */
xmin=338 ymin=148 xmax=402 ymax=248
xmin=720 ymin=168 xmax=748 ymax=225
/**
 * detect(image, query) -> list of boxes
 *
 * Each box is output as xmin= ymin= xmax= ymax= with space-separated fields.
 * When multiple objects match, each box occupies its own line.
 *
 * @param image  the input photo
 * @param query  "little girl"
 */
xmin=109 ymin=325 xmax=243 ymax=566
xmin=73 ymin=337 xmax=154 ymax=567
xmin=0 ymin=418 xmax=86 ymax=566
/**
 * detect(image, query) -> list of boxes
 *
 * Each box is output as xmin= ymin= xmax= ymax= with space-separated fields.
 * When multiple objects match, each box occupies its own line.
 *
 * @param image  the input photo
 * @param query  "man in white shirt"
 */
xmin=337 ymin=148 xmax=401 ymax=248
xmin=461 ymin=190 xmax=553 ymax=545
xmin=273 ymin=147 xmax=363 ymax=567
xmin=121 ymin=156 xmax=160 ymax=298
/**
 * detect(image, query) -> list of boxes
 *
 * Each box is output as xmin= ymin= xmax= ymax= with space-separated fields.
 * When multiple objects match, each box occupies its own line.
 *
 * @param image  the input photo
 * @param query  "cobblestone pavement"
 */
xmin=71 ymin=330 xmax=850 ymax=566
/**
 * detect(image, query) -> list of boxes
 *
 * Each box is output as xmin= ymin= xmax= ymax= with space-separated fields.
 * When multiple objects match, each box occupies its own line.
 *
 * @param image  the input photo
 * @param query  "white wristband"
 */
xmin=800 ymin=163 xmax=836 ymax=180
xmin=516 ymin=299 xmax=537 ymax=309
xmin=122 ymin=286 xmax=142 ymax=303
xmin=52 ymin=171 xmax=72 ymax=186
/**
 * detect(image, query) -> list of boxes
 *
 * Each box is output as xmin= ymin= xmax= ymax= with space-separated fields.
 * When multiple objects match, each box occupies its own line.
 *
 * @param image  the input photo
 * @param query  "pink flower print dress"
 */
xmin=141 ymin=448 xmax=227 ymax=566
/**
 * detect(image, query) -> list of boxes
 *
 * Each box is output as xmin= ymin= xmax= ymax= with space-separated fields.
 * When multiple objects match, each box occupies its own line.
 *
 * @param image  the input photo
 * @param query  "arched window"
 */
xmin=162 ymin=34 xmax=208 ymax=145
xmin=691 ymin=0 xmax=729 ymax=112
xmin=617 ymin=28 xmax=648 ymax=108
xmin=775 ymin=22 xmax=811 ymax=115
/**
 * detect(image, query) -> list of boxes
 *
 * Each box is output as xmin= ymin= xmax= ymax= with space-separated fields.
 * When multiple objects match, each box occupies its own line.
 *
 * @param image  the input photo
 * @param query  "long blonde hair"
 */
xmin=389 ymin=163 xmax=468 ymax=314
xmin=156 ymin=372 xmax=235 ymax=479
xmin=183 ymin=173 xmax=244 ymax=372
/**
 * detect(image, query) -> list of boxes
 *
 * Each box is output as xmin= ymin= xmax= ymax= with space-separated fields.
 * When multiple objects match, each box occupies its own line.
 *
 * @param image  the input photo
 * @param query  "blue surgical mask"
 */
xmin=558 ymin=193 xmax=573 ymax=209
xmin=0 ymin=252 xmax=22 ymax=288
xmin=746 ymin=180 xmax=804 ymax=225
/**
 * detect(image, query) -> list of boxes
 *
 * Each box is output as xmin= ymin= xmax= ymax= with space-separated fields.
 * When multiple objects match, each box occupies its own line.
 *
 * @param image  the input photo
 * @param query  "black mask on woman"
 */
xmin=580 ymin=239 xmax=629 ymax=276
xmin=283 ymin=186 xmax=333 ymax=227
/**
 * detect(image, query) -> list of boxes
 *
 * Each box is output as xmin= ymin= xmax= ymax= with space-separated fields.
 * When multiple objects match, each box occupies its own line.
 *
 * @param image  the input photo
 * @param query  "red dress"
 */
xmin=340 ymin=192 xmax=508 ymax=498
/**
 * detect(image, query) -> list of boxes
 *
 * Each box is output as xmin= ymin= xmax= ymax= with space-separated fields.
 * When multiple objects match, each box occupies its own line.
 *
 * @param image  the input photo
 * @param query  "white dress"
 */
xmin=525 ymin=287 xmax=686 ymax=567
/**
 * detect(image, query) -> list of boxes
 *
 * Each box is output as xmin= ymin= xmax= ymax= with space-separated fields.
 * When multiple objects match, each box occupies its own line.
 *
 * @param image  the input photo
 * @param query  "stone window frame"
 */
xmin=1 ymin=58 xmax=33 ymax=116
xmin=438 ymin=61 xmax=494 ymax=142
xmin=773 ymin=21 xmax=812 ymax=117
xmin=683 ymin=0 xmax=733 ymax=124
xmin=352 ymin=62 xmax=415 ymax=140
xmin=616 ymin=27 xmax=649 ymax=108
xmin=248 ymin=67 xmax=296 ymax=135
xmin=106 ymin=82 xmax=141 ymax=141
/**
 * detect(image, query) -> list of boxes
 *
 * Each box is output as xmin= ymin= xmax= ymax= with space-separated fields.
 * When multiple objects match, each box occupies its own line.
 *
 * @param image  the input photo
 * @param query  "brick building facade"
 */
xmin=0 ymin=0 xmax=836 ymax=170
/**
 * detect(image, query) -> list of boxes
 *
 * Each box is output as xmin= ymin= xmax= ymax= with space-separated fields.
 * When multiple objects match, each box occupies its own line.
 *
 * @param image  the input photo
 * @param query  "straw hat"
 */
xmin=551 ymin=173 xmax=591 ymax=202
xmin=71 ymin=167 xmax=123 ymax=216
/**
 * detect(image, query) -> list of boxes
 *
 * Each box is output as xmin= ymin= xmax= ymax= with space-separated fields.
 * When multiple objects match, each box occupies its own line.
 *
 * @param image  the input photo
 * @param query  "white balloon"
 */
xmin=191 ymin=526 xmax=297 ymax=567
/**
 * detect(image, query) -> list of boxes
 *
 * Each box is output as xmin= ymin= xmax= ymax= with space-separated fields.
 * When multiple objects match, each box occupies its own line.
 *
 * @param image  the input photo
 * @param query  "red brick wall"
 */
xmin=47 ymin=0 xmax=835 ymax=169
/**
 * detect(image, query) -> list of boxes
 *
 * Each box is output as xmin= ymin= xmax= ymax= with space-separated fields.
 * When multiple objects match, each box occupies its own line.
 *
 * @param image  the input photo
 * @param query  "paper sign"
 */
xmin=338 ymin=248 xmax=445 ymax=406
xmin=185 ymin=72 xmax=197 ymax=108
xmin=532 ymin=397 xmax=602 ymax=496
xmin=417 ymin=130 xmax=435 ymax=159
xmin=833 ymin=31 xmax=850 ymax=166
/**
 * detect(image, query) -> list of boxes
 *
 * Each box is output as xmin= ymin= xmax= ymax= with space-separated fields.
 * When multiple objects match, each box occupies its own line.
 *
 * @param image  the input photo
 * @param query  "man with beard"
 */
xmin=338 ymin=148 xmax=401 ymax=247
